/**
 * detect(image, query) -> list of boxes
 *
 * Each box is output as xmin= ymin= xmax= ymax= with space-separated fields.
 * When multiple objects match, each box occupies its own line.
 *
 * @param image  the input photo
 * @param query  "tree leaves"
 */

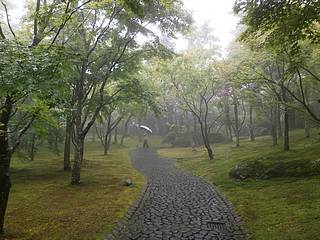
xmin=234 ymin=0 xmax=320 ymax=54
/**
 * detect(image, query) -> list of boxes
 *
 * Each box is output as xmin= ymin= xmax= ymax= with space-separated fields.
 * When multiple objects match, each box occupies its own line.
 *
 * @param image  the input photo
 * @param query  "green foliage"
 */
xmin=234 ymin=0 xmax=320 ymax=54
xmin=0 ymin=40 xmax=69 ymax=103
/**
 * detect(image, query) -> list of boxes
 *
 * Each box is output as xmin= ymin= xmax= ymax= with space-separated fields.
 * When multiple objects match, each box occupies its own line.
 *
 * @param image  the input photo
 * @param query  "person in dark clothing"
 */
xmin=143 ymin=135 xmax=149 ymax=148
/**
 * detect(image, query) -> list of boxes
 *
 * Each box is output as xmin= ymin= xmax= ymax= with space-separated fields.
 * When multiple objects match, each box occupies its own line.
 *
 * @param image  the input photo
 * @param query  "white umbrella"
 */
xmin=139 ymin=125 xmax=152 ymax=133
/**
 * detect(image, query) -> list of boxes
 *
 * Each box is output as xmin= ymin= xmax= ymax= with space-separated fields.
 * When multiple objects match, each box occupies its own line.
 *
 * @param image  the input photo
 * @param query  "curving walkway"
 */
xmin=108 ymin=148 xmax=245 ymax=240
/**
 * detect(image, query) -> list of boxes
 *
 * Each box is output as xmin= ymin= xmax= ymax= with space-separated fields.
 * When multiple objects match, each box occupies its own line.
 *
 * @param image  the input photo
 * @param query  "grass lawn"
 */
xmin=1 ymin=139 xmax=144 ymax=240
xmin=158 ymin=130 xmax=320 ymax=240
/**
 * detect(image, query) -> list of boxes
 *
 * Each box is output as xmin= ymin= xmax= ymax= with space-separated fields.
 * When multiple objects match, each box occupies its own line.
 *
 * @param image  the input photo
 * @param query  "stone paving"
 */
xmin=107 ymin=148 xmax=246 ymax=240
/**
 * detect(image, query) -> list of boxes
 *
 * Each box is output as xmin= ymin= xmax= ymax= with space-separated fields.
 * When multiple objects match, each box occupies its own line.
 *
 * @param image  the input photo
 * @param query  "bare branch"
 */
xmin=49 ymin=0 xmax=93 ymax=48
xmin=10 ymin=114 xmax=37 ymax=154
xmin=300 ymin=66 xmax=320 ymax=83
xmin=0 ymin=1 xmax=16 ymax=39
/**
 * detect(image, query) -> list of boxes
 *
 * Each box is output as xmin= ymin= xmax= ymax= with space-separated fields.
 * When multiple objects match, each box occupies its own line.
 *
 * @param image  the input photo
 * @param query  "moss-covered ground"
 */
xmin=2 ymin=139 xmax=144 ymax=240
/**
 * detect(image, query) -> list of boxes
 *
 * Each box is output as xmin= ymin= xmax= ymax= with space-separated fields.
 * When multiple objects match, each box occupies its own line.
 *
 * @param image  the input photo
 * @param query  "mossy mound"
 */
xmin=229 ymin=157 xmax=320 ymax=180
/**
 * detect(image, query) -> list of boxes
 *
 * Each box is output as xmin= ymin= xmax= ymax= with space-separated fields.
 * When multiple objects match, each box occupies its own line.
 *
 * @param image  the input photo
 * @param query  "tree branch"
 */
xmin=0 ymin=1 xmax=16 ymax=39
xmin=10 ymin=114 xmax=37 ymax=154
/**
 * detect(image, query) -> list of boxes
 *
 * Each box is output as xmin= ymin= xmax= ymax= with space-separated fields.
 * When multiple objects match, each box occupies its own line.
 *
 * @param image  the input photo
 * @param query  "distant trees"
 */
xmin=167 ymin=56 xmax=221 ymax=160
xmin=146 ymin=17 xmax=320 ymax=159
xmin=147 ymin=24 xmax=225 ymax=160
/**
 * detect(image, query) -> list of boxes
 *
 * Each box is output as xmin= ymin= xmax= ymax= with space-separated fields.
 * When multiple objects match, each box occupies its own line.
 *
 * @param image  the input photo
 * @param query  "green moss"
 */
xmin=158 ymin=130 xmax=320 ymax=240
xmin=2 ymin=139 xmax=144 ymax=240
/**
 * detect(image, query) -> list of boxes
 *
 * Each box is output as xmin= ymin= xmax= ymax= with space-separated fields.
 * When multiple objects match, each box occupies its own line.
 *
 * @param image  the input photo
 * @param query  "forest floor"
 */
xmin=3 ymin=132 xmax=320 ymax=240
xmin=158 ymin=130 xmax=320 ymax=240
xmin=1 ymin=141 xmax=145 ymax=240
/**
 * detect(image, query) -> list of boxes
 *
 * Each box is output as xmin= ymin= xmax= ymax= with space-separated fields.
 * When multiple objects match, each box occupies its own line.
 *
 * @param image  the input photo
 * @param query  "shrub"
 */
xmin=229 ymin=157 xmax=320 ymax=180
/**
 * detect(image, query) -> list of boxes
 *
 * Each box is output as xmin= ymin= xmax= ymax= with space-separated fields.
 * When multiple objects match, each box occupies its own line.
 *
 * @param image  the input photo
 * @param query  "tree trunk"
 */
xmin=304 ymin=89 xmax=310 ymax=138
xmin=224 ymin=103 xmax=233 ymax=141
xmin=0 ymin=155 xmax=11 ymax=235
xmin=113 ymin=127 xmax=118 ymax=144
xmin=71 ymin=68 xmax=85 ymax=185
xmin=104 ymin=133 xmax=109 ymax=155
xmin=192 ymin=114 xmax=199 ymax=145
xmin=305 ymin=119 xmax=310 ymax=138
xmin=103 ymin=132 xmax=112 ymax=155
xmin=228 ymin=125 xmax=233 ymax=141
xmin=30 ymin=134 xmax=36 ymax=161
xmin=71 ymin=136 xmax=84 ymax=185
xmin=104 ymin=115 xmax=112 ymax=155
xmin=271 ymin=107 xmax=278 ymax=146
xmin=0 ymin=98 xmax=12 ymax=234
xmin=63 ymin=117 xmax=72 ymax=171
xmin=283 ymin=109 xmax=290 ymax=151
xmin=234 ymin=102 xmax=240 ymax=147
xmin=120 ymin=115 xmax=132 ymax=145
xmin=282 ymin=87 xmax=290 ymax=151
xmin=54 ymin=133 xmax=59 ymax=154
xmin=277 ymin=103 xmax=282 ymax=138
xmin=107 ymin=133 xmax=112 ymax=151
xmin=249 ymin=104 xmax=255 ymax=141
xmin=205 ymin=142 xmax=214 ymax=160
xmin=199 ymin=122 xmax=214 ymax=160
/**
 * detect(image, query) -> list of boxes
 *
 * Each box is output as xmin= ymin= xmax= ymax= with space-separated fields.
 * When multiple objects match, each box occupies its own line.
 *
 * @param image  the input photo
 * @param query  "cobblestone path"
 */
xmin=109 ymin=148 xmax=245 ymax=240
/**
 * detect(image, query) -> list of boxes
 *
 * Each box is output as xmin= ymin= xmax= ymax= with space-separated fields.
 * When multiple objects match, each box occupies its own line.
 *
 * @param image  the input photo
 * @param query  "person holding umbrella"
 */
xmin=139 ymin=125 xmax=152 ymax=149
xmin=143 ymin=133 xmax=149 ymax=149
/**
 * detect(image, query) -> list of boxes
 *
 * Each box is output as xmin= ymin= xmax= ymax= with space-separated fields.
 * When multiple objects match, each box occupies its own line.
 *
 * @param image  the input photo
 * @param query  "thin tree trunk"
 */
xmin=277 ymin=103 xmax=282 ymax=138
xmin=54 ymin=133 xmax=59 ymax=154
xmin=283 ymin=109 xmax=290 ymax=151
xmin=107 ymin=133 xmax=112 ymax=150
xmin=104 ymin=114 xmax=112 ymax=155
xmin=271 ymin=107 xmax=278 ymax=146
xmin=249 ymin=104 xmax=255 ymax=141
xmin=304 ymin=89 xmax=310 ymax=138
xmin=113 ymin=127 xmax=118 ymax=144
xmin=205 ymin=142 xmax=214 ymax=160
xmin=282 ymin=87 xmax=290 ymax=151
xmin=199 ymin=122 xmax=214 ymax=160
xmin=305 ymin=119 xmax=310 ymax=138
xmin=224 ymin=103 xmax=233 ymax=141
xmin=0 ymin=97 xmax=12 ymax=234
xmin=104 ymin=132 xmax=113 ymax=155
xmin=193 ymin=114 xmax=198 ymax=144
xmin=63 ymin=117 xmax=72 ymax=171
xmin=234 ymin=102 xmax=240 ymax=147
xmin=30 ymin=134 xmax=36 ymax=161
xmin=228 ymin=125 xmax=233 ymax=141
xmin=120 ymin=115 xmax=132 ymax=145
xmin=225 ymin=125 xmax=229 ymax=138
